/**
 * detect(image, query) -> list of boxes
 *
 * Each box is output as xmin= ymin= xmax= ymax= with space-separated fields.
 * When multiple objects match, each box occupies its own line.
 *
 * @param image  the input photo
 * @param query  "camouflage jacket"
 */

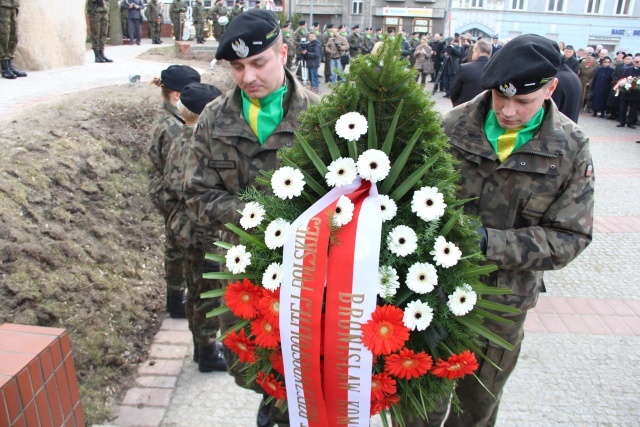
xmin=209 ymin=3 xmax=228 ymax=19
xmin=230 ymin=5 xmax=243 ymax=20
xmin=169 ymin=0 xmax=187 ymax=18
xmin=442 ymin=92 xmax=594 ymax=311
xmin=183 ymin=69 xmax=320 ymax=239
xmin=148 ymin=102 xmax=185 ymax=216
xmin=293 ymin=27 xmax=308 ymax=49
xmin=283 ymin=30 xmax=295 ymax=57
xmin=86 ymin=0 xmax=107 ymax=13
xmin=361 ymin=34 xmax=374 ymax=54
xmin=0 ymin=0 xmax=19 ymax=7
xmin=145 ymin=0 xmax=161 ymax=21
xmin=348 ymin=31 xmax=362 ymax=54
xmin=192 ymin=2 xmax=206 ymax=24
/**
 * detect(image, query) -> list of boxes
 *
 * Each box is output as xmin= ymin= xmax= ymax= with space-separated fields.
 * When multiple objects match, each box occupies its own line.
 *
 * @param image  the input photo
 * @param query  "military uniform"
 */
xmin=347 ymin=28 xmax=362 ymax=58
xmin=361 ymin=32 xmax=374 ymax=55
xmin=282 ymin=27 xmax=295 ymax=69
xmin=145 ymin=0 xmax=162 ymax=44
xmin=0 ymin=0 xmax=25 ymax=78
xmin=169 ymin=0 xmax=187 ymax=41
xmin=86 ymin=0 xmax=112 ymax=64
xmin=230 ymin=3 xmax=243 ymax=22
xmin=293 ymin=25 xmax=308 ymax=53
xmin=120 ymin=3 xmax=128 ymax=38
xmin=193 ymin=0 xmax=206 ymax=43
xmin=322 ymin=28 xmax=334 ymax=81
xmin=209 ymin=1 xmax=228 ymax=40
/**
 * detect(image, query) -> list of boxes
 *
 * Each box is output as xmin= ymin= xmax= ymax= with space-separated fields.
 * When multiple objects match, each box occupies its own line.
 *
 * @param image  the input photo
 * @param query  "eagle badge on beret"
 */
xmin=232 ymin=39 xmax=249 ymax=58
xmin=499 ymin=83 xmax=517 ymax=97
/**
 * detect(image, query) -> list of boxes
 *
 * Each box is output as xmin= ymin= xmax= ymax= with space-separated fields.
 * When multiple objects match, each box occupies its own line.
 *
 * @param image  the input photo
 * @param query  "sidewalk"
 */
xmin=3 ymin=46 xmax=637 ymax=426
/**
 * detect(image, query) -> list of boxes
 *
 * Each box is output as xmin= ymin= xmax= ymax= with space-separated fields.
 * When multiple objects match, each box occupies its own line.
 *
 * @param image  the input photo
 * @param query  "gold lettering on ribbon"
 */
xmin=336 ymin=400 xmax=360 ymax=425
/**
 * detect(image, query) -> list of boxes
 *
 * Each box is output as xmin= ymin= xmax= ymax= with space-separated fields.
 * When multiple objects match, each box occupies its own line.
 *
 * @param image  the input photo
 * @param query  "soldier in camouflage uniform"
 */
xmin=0 ymin=0 xmax=25 ymax=79
xmin=169 ymin=0 xmax=187 ymax=41
xmin=282 ymin=20 xmax=295 ymax=70
xmin=120 ymin=2 xmax=128 ymax=38
xmin=148 ymin=65 xmax=201 ymax=320
xmin=164 ymin=82 xmax=227 ymax=372
xmin=229 ymin=0 xmax=243 ymax=22
xmin=409 ymin=31 xmax=421 ymax=66
xmin=209 ymin=0 xmax=228 ymax=41
xmin=347 ymin=24 xmax=362 ymax=59
xmin=146 ymin=0 xmax=163 ymax=44
xmin=86 ymin=0 xmax=113 ymax=64
xmin=361 ymin=27 xmax=374 ymax=55
xmin=404 ymin=34 xmax=594 ymax=427
xmin=193 ymin=0 xmax=206 ymax=43
xmin=182 ymin=10 xmax=319 ymax=426
xmin=322 ymin=24 xmax=335 ymax=82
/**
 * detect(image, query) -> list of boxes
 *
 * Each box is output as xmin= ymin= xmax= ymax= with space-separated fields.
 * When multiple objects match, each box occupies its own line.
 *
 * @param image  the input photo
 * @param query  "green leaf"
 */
xmin=380 ymin=99 xmax=404 ymax=154
xmin=294 ymin=131 xmax=328 ymax=177
xmin=454 ymin=316 xmax=515 ymax=351
xmin=348 ymin=140 xmax=358 ymax=160
xmin=279 ymin=155 xmax=326 ymax=197
xmin=204 ymin=253 xmax=225 ymax=263
xmin=367 ymin=99 xmax=378 ymax=150
xmin=475 ymin=299 xmax=521 ymax=314
xmin=200 ymin=288 xmax=227 ymax=299
xmin=202 ymin=272 xmax=257 ymax=280
xmin=214 ymin=241 xmax=232 ymax=250
xmin=439 ymin=208 xmax=462 ymax=237
xmin=460 ymin=264 xmax=499 ymax=279
xmin=379 ymin=128 xmax=423 ymax=195
xmin=226 ymin=222 xmax=268 ymax=250
xmin=470 ymin=284 xmax=513 ymax=295
xmin=205 ymin=305 xmax=230 ymax=318
xmin=216 ymin=319 xmax=250 ymax=342
xmin=318 ymin=113 xmax=341 ymax=160
xmin=473 ymin=308 xmax=515 ymax=325
xmin=389 ymin=154 xmax=438 ymax=201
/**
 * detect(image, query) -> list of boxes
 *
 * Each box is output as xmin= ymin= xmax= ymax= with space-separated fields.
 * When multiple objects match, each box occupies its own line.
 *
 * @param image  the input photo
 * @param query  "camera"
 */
xmin=298 ymin=38 xmax=309 ymax=52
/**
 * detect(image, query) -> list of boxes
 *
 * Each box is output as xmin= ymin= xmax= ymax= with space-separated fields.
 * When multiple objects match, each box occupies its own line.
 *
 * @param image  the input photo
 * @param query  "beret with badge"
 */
xmin=480 ymin=34 xmax=561 ymax=97
xmin=216 ymin=9 xmax=281 ymax=61
xmin=161 ymin=65 xmax=201 ymax=92
xmin=180 ymin=83 xmax=223 ymax=115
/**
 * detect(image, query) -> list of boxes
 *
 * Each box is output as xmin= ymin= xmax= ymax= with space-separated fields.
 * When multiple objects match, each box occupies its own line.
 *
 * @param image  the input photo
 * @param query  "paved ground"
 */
xmin=4 ymin=40 xmax=638 ymax=427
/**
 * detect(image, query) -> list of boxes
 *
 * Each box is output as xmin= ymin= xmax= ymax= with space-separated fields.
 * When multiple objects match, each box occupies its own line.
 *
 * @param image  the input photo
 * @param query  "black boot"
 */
xmin=94 ymin=50 xmax=105 ymax=63
xmin=8 ymin=60 xmax=26 ymax=77
xmin=167 ymin=290 xmax=187 ymax=318
xmin=257 ymin=395 xmax=276 ymax=427
xmin=99 ymin=50 xmax=113 ymax=63
xmin=198 ymin=342 xmax=227 ymax=372
xmin=1 ymin=59 xmax=16 ymax=79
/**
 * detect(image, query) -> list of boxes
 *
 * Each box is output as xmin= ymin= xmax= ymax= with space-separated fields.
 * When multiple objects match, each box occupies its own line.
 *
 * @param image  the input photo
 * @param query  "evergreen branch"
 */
xmin=317 ymin=113 xmax=341 ymax=160
xmin=294 ymin=131 xmax=328 ymax=177
xmin=389 ymin=154 xmax=439 ymax=201
xmin=469 ymin=284 xmax=513 ymax=295
xmin=200 ymin=288 xmax=227 ymax=299
xmin=367 ymin=99 xmax=378 ymax=150
xmin=205 ymin=305 xmax=230 ymax=318
xmin=226 ymin=222 xmax=268 ymax=250
xmin=381 ymin=99 xmax=404 ymax=154
xmin=453 ymin=316 xmax=515 ymax=351
xmin=475 ymin=299 xmax=521 ymax=313
xmin=379 ymin=128 xmax=423 ymax=194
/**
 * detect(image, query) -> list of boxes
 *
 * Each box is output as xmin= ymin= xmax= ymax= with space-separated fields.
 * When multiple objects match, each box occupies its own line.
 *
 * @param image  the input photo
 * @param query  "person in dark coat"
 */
xmin=589 ymin=57 xmax=614 ymax=117
xmin=440 ymin=37 xmax=461 ymax=98
xmin=563 ymin=45 xmax=579 ymax=74
xmin=300 ymin=31 xmax=322 ymax=94
xmin=430 ymin=33 xmax=445 ymax=89
xmin=450 ymin=39 xmax=491 ymax=106
xmin=551 ymin=56 xmax=583 ymax=123
xmin=607 ymin=54 xmax=633 ymax=119
xmin=617 ymin=55 xmax=640 ymax=129
xmin=121 ymin=0 xmax=145 ymax=45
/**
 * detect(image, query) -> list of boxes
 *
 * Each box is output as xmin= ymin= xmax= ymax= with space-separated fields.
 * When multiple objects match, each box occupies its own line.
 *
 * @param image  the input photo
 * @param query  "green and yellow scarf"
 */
xmin=484 ymin=107 xmax=545 ymax=162
xmin=241 ymin=84 xmax=287 ymax=145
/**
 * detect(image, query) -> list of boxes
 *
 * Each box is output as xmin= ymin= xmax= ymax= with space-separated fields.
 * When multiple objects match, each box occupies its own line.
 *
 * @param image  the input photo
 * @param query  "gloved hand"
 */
xmin=477 ymin=226 xmax=488 ymax=254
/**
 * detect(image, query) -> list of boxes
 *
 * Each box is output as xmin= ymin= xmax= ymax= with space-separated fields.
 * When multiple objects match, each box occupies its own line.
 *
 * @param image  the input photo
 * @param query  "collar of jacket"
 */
xmin=163 ymin=101 xmax=185 ymax=124
xmin=446 ymin=92 xmax=568 ymax=163
xmin=212 ymin=68 xmax=317 ymax=142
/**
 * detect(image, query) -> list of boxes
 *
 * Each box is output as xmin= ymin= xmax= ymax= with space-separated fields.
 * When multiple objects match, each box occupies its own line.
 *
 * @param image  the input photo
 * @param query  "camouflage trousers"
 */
xmin=195 ymin=22 xmax=205 ymax=39
xmin=164 ymin=233 xmax=187 ymax=294
xmin=171 ymin=16 xmax=182 ymax=40
xmin=323 ymin=53 xmax=331 ymax=77
xmin=213 ymin=22 xmax=226 ymax=41
xmin=0 ymin=6 xmax=18 ymax=60
xmin=148 ymin=21 xmax=161 ymax=40
xmin=89 ymin=12 xmax=109 ymax=51
xmin=402 ymin=311 xmax=528 ymax=427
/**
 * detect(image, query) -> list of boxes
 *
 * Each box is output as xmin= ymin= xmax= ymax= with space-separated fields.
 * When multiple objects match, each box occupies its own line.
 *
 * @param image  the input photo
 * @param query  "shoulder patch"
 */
xmin=585 ymin=163 xmax=593 ymax=177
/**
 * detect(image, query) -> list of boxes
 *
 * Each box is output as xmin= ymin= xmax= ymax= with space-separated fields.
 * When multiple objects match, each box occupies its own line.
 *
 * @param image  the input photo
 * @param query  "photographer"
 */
xmin=440 ymin=36 xmax=461 ymax=98
xmin=299 ymin=32 xmax=322 ymax=94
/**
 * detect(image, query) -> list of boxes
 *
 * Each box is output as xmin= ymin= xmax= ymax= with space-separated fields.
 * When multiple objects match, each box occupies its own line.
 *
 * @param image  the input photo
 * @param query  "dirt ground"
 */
xmin=0 ymin=49 xmax=234 ymax=425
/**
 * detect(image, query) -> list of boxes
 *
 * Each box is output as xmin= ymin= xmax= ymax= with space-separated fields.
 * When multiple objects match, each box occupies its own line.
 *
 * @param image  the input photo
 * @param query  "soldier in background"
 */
xmin=0 ymin=0 xmax=25 ymax=79
xmin=169 ymin=0 xmax=187 ymax=41
xmin=322 ymin=23 xmax=335 ymax=82
xmin=311 ymin=22 xmax=321 ymax=37
xmin=193 ymin=0 xmax=206 ymax=44
xmin=348 ymin=24 xmax=362 ymax=59
xmin=282 ymin=20 xmax=295 ymax=69
xmin=375 ymin=28 xmax=383 ymax=41
xmin=86 ymin=0 xmax=113 ymax=64
xmin=408 ymin=31 xmax=420 ymax=66
xmin=209 ymin=0 xmax=228 ymax=41
xmin=146 ymin=0 xmax=163 ymax=45
xmin=164 ymin=82 xmax=227 ymax=373
xmin=293 ymin=19 xmax=308 ymax=50
xmin=120 ymin=2 xmax=128 ymax=39
xmin=230 ymin=0 xmax=243 ymax=22
xmin=361 ymin=27 xmax=374 ymax=55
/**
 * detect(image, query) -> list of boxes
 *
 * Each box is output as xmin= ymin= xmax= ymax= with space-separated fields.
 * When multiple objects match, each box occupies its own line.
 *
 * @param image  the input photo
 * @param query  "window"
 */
xmin=471 ymin=0 xmax=484 ymax=7
xmin=585 ymin=0 xmax=602 ymax=13
xmin=352 ymin=0 xmax=362 ymax=15
xmin=511 ymin=0 xmax=525 ymax=9
xmin=614 ymin=0 xmax=632 ymax=15
xmin=547 ymin=0 xmax=564 ymax=12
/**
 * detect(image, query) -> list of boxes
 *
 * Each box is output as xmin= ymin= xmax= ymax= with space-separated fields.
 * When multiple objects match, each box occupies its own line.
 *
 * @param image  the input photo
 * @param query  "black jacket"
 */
xmin=566 ymin=56 xmax=580 ymax=74
xmin=302 ymin=39 xmax=322 ymax=69
xmin=620 ymin=66 xmax=640 ymax=102
xmin=450 ymin=56 xmax=489 ymax=106
xmin=551 ymin=62 xmax=583 ymax=123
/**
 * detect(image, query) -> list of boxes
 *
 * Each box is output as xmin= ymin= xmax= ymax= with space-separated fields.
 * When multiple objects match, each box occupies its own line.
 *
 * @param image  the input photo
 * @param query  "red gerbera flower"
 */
xmin=370 ymin=372 xmax=397 ymax=400
xmin=225 ymin=279 xmax=262 ymax=319
xmin=256 ymin=371 xmax=287 ymax=400
xmin=259 ymin=288 xmax=280 ymax=324
xmin=370 ymin=393 xmax=400 ymax=416
xmin=222 ymin=328 xmax=257 ymax=363
xmin=384 ymin=348 xmax=433 ymax=380
xmin=431 ymin=350 xmax=479 ymax=380
xmin=269 ymin=348 xmax=284 ymax=375
xmin=251 ymin=317 xmax=281 ymax=348
xmin=361 ymin=305 xmax=410 ymax=355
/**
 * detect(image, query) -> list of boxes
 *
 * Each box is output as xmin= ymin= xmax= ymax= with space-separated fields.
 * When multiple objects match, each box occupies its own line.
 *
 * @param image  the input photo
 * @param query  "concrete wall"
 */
xmin=14 ymin=0 xmax=87 ymax=71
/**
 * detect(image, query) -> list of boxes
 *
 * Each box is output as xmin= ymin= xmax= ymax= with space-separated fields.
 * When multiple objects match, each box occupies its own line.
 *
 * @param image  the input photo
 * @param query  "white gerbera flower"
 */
xmin=356 ymin=149 xmax=391 ymax=183
xmin=406 ymin=262 xmax=438 ymax=294
xmin=403 ymin=300 xmax=434 ymax=331
xmin=387 ymin=225 xmax=418 ymax=257
xmin=378 ymin=194 xmax=397 ymax=222
xmin=447 ymin=284 xmax=478 ymax=316
xmin=335 ymin=112 xmax=368 ymax=141
xmin=411 ymin=186 xmax=446 ymax=222
xmin=378 ymin=265 xmax=400 ymax=298
xmin=271 ymin=166 xmax=305 ymax=200
xmin=262 ymin=263 xmax=283 ymax=291
xmin=430 ymin=236 xmax=462 ymax=268
xmin=264 ymin=218 xmax=291 ymax=250
xmin=239 ymin=202 xmax=265 ymax=230
xmin=325 ymin=157 xmax=358 ymax=187
xmin=225 ymin=245 xmax=252 ymax=274
xmin=333 ymin=195 xmax=355 ymax=227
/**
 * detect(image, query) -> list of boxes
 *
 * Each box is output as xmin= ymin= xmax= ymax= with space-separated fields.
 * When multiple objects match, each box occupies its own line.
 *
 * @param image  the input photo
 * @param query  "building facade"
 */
xmin=450 ymin=0 xmax=640 ymax=53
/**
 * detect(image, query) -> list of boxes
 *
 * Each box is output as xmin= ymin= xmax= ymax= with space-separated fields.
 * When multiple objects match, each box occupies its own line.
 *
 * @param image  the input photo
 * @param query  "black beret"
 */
xmin=312 ymin=22 xmax=319 ymax=26
xmin=180 ymin=83 xmax=222 ymax=115
xmin=161 ymin=65 xmax=201 ymax=92
xmin=375 ymin=28 xmax=381 ymax=32
xmin=215 ymin=9 xmax=281 ymax=61
xmin=565 ymin=45 xmax=574 ymax=50
xmin=326 ymin=24 xmax=334 ymax=29
xmin=353 ymin=25 xmax=360 ymax=29
xmin=481 ymin=34 xmax=561 ymax=97
xmin=299 ymin=20 xmax=306 ymax=25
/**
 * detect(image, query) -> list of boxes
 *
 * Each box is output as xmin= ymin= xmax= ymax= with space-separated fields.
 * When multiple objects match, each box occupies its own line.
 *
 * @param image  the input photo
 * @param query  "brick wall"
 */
xmin=0 ymin=324 xmax=83 ymax=427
